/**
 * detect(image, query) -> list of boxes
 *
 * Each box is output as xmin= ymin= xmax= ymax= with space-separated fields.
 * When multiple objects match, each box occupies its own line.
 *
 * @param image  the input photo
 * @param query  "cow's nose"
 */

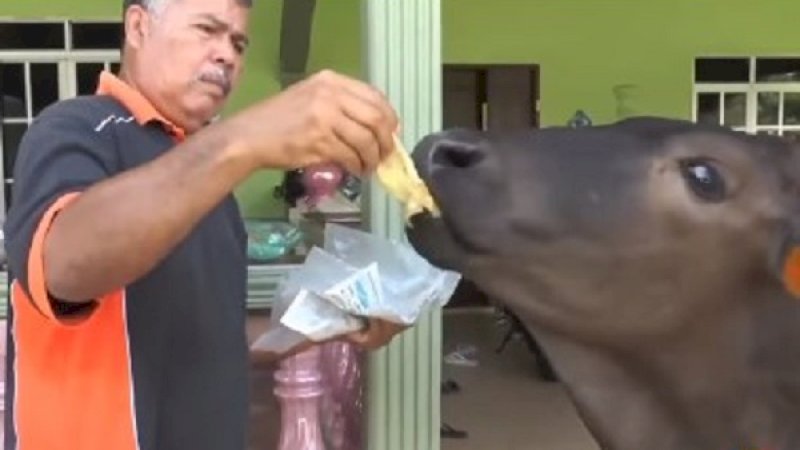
xmin=411 ymin=129 xmax=487 ymax=178
xmin=430 ymin=139 xmax=486 ymax=170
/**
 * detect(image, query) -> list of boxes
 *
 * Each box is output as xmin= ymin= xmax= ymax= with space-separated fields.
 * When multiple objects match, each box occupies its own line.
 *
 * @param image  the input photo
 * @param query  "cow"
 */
xmin=405 ymin=117 xmax=800 ymax=450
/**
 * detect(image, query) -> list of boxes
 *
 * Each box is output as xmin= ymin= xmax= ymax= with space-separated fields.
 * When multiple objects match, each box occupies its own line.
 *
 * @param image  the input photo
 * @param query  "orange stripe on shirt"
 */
xmin=12 ymin=283 xmax=138 ymax=450
xmin=26 ymin=192 xmax=80 ymax=322
xmin=12 ymin=192 xmax=137 ymax=449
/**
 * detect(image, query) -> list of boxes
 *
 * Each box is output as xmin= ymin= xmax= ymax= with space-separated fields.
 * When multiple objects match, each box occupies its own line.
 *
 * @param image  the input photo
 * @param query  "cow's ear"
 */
xmin=781 ymin=247 xmax=800 ymax=298
xmin=776 ymin=141 xmax=800 ymax=298
xmin=776 ymin=232 xmax=800 ymax=298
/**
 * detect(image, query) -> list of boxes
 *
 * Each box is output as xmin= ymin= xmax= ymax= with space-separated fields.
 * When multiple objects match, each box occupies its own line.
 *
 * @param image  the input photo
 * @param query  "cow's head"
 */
xmin=405 ymin=118 xmax=800 ymax=448
xmin=407 ymin=118 xmax=800 ymax=342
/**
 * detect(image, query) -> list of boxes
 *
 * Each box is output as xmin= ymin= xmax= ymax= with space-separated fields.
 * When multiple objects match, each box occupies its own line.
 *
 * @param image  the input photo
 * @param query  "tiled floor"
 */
xmin=441 ymin=309 xmax=599 ymax=450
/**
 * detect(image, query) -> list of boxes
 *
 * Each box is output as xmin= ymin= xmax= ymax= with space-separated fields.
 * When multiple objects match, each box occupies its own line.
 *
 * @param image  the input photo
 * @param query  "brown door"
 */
xmin=485 ymin=66 xmax=538 ymax=131
xmin=443 ymin=68 xmax=481 ymax=130
xmin=443 ymin=64 xmax=539 ymax=132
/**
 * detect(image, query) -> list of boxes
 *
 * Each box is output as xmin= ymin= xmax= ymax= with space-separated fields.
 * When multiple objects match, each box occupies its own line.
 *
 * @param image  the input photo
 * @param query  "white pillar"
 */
xmin=361 ymin=1 xmax=443 ymax=449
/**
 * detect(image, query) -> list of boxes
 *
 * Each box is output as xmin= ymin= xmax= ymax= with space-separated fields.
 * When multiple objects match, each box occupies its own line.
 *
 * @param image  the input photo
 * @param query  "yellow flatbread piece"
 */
xmin=375 ymin=134 xmax=440 ymax=222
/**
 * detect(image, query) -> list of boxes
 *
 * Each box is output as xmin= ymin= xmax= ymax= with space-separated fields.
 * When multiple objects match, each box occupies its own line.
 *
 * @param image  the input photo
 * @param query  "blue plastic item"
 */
xmin=244 ymin=220 xmax=304 ymax=262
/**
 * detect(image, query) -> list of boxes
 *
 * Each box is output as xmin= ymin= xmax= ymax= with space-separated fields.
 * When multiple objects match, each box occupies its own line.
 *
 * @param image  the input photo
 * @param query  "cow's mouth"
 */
xmin=404 ymin=132 xmax=496 ymax=271
xmin=405 ymin=208 xmax=471 ymax=273
xmin=407 ymin=190 xmax=482 ymax=256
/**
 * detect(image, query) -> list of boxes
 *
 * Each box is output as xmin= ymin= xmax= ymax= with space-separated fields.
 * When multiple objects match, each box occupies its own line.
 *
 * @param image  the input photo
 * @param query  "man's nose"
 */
xmin=211 ymin=36 xmax=239 ymax=66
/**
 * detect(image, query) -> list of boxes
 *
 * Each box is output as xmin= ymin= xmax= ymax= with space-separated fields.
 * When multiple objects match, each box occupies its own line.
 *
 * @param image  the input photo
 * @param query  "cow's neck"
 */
xmin=530 ymin=289 xmax=800 ymax=450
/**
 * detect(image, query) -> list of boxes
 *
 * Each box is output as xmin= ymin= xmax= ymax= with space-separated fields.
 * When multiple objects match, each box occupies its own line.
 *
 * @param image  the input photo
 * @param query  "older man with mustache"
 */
xmin=2 ymin=0 xmax=403 ymax=449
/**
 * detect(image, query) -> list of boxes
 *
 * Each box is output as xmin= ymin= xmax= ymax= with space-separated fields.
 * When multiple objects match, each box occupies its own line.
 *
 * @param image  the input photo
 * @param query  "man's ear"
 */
xmin=123 ymin=5 xmax=152 ymax=50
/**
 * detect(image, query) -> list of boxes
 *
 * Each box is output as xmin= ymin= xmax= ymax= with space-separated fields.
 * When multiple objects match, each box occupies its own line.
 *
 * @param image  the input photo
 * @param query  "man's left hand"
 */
xmin=347 ymin=318 xmax=409 ymax=350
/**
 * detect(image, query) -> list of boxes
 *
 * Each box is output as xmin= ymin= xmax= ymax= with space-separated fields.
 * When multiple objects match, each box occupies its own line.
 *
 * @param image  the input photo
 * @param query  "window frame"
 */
xmin=692 ymin=56 xmax=800 ymax=137
xmin=0 ymin=20 xmax=121 ymax=217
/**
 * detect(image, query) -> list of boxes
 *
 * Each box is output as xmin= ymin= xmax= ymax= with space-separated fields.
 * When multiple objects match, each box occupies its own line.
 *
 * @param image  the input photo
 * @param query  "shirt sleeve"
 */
xmin=4 ymin=106 xmax=121 ymax=323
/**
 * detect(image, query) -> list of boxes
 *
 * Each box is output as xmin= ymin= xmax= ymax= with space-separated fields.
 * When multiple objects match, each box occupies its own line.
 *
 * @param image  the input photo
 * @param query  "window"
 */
xmin=0 ymin=20 xmax=121 ymax=212
xmin=693 ymin=57 xmax=800 ymax=143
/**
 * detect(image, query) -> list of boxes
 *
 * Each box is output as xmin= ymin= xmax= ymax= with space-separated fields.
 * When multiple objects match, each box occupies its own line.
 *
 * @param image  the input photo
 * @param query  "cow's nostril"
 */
xmin=432 ymin=143 xmax=485 ymax=169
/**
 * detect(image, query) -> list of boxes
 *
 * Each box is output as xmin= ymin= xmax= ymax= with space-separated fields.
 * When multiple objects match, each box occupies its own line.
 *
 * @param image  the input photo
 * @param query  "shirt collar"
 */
xmin=95 ymin=71 xmax=186 ymax=140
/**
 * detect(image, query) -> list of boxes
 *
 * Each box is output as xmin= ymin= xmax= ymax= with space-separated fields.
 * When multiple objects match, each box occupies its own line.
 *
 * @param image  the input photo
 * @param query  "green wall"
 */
xmin=5 ymin=0 xmax=800 ymax=216
xmin=443 ymin=0 xmax=800 ymax=127
xmin=0 ymin=0 xmax=117 ymax=18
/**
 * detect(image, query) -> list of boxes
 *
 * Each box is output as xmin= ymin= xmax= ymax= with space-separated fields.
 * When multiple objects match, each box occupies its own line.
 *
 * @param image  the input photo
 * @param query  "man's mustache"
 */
xmin=196 ymin=67 xmax=232 ymax=95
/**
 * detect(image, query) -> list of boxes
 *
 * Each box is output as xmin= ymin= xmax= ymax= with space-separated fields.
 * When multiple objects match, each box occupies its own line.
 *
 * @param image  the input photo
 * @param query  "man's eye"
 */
xmin=196 ymin=24 xmax=215 ymax=34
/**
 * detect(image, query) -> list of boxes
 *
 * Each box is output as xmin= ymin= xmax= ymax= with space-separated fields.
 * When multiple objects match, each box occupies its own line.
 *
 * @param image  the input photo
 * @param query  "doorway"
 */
xmin=438 ymin=65 xmax=592 ymax=449
xmin=443 ymin=64 xmax=540 ymax=132
xmin=441 ymin=64 xmax=540 ymax=310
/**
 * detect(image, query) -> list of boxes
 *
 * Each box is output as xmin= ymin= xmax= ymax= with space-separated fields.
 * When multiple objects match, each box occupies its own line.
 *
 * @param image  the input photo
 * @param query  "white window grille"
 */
xmin=0 ymin=20 xmax=121 ymax=214
xmin=692 ymin=56 xmax=800 ymax=143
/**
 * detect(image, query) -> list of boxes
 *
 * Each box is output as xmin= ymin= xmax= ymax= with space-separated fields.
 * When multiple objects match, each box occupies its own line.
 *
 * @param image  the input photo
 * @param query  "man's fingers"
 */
xmin=316 ymin=128 xmax=362 ymax=175
xmin=343 ymin=102 xmax=395 ymax=162
xmin=344 ymin=89 xmax=397 ymax=161
xmin=345 ymin=319 xmax=406 ymax=350
xmin=323 ymin=72 xmax=398 ymax=160
xmin=293 ymin=339 xmax=317 ymax=353
xmin=331 ymin=114 xmax=381 ymax=173
xmin=346 ymin=330 xmax=369 ymax=345
xmin=324 ymin=71 xmax=397 ymax=124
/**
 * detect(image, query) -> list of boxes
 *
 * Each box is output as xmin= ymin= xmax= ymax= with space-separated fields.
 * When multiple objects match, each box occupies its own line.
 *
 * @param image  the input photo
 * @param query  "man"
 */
xmin=3 ymin=0 xmax=405 ymax=449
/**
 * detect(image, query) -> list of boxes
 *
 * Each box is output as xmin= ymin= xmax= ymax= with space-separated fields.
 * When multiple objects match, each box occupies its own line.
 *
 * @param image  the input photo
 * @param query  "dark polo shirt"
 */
xmin=3 ymin=71 xmax=249 ymax=450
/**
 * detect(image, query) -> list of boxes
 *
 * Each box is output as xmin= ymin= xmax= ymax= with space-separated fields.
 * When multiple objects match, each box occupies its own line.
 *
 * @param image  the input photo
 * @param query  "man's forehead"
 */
xmin=168 ymin=0 xmax=250 ymax=24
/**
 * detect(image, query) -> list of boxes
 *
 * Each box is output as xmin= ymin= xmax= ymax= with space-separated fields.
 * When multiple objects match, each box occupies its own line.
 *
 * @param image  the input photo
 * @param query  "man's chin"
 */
xmin=189 ymin=84 xmax=228 ymax=108
xmin=183 ymin=101 xmax=225 ymax=130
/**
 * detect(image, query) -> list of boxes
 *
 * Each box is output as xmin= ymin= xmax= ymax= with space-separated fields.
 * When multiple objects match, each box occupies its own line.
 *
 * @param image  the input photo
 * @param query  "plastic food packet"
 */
xmin=250 ymin=223 xmax=461 ymax=353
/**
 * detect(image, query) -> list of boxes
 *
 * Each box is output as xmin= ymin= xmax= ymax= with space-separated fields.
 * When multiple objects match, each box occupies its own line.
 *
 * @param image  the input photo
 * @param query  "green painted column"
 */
xmin=361 ymin=1 xmax=442 ymax=450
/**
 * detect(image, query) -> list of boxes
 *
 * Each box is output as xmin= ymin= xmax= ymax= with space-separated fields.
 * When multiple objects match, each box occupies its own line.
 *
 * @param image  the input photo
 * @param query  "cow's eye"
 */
xmin=679 ymin=158 xmax=726 ymax=202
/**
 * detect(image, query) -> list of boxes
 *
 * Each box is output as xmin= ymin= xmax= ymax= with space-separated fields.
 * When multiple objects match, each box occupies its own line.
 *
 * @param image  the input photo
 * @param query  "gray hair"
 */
xmin=123 ymin=0 xmax=168 ymax=16
xmin=123 ymin=0 xmax=252 ymax=17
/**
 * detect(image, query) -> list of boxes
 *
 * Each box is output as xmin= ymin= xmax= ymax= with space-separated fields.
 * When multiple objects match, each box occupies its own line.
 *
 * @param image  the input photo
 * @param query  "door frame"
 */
xmin=443 ymin=63 xmax=541 ymax=129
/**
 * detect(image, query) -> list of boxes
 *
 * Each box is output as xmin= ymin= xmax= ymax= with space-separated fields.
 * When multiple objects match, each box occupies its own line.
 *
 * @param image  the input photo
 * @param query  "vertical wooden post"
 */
xmin=361 ymin=1 xmax=443 ymax=449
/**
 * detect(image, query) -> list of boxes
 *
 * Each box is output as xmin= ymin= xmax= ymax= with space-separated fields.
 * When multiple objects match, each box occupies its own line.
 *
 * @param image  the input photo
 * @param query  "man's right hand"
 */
xmin=229 ymin=69 xmax=400 ymax=176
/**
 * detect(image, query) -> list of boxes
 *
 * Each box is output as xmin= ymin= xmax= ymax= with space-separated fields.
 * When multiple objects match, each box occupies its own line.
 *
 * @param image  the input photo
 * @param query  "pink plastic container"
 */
xmin=1 ymin=318 xmax=7 ymax=444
